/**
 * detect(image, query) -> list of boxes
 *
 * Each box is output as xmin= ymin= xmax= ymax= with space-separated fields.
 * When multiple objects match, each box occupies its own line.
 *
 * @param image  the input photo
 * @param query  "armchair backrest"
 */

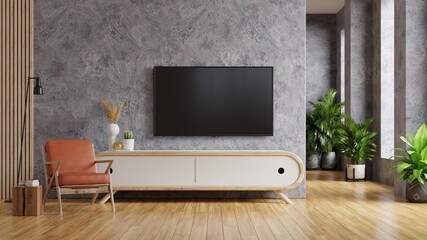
xmin=45 ymin=140 xmax=96 ymax=176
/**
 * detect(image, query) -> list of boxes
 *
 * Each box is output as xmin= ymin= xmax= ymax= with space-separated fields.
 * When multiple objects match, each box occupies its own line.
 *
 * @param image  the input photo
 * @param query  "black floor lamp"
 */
xmin=17 ymin=77 xmax=44 ymax=185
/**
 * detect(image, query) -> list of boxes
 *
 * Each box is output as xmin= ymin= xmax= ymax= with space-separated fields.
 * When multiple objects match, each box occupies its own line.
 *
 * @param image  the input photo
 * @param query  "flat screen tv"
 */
xmin=153 ymin=66 xmax=273 ymax=136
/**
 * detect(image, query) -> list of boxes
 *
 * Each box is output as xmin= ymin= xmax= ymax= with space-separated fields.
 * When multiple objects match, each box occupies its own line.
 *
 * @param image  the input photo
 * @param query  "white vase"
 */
xmin=346 ymin=164 xmax=366 ymax=180
xmin=122 ymin=139 xmax=135 ymax=151
xmin=106 ymin=123 xmax=120 ymax=150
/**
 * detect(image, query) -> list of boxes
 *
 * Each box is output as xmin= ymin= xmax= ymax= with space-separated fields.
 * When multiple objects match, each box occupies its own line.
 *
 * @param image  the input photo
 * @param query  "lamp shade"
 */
xmin=33 ymin=77 xmax=43 ymax=95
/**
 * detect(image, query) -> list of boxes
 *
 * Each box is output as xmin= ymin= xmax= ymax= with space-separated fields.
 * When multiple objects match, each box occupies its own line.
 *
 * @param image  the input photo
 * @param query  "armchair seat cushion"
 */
xmin=59 ymin=172 xmax=110 ymax=186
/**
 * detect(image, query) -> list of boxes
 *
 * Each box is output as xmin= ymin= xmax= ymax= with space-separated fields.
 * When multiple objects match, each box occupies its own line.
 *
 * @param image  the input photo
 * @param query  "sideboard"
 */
xmin=95 ymin=150 xmax=304 ymax=204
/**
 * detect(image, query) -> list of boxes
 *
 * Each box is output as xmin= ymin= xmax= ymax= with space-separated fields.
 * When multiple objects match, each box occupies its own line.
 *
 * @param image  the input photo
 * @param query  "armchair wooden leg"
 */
xmin=56 ymin=186 xmax=63 ymax=215
xmin=108 ymin=184 xmax=115 ymax=212
xmin=43 ymin=181 xmax=53 ymax=205
xmin=91 ymin=193 xmax=99 ymax=205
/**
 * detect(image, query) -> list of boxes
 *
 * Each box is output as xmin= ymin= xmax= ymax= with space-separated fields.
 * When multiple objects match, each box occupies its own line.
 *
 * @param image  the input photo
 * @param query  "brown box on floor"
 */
xmin=12 ymin=185 xmax=43 ymax=216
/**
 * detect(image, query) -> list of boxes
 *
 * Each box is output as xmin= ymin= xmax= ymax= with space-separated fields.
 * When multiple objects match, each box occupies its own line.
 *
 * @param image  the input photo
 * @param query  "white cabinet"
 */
xmin=100 ymin=156 xmax=195 ymax=187
xmin=196 ymin=156 xmax=300 ymax=187
xmin=96 ymin=150 xmax=304 ymax=203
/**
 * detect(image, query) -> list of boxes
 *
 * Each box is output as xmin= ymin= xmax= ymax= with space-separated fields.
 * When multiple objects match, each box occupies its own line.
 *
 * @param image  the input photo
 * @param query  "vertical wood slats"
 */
xmin=0 ymin=0 xmax=34 ymax=200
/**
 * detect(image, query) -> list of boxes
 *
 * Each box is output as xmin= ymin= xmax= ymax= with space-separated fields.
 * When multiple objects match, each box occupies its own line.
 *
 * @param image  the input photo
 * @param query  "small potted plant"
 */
xmin=122 ymin=131 xmax=135 ymax=151
xmin=340 ymin=116 xmax=377 ymax=180
xmin=391 ymin=123 xmax=427 ymax=202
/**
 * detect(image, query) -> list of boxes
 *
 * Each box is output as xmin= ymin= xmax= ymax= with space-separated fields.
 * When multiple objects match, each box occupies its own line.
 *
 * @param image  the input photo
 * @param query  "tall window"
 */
xmin=380 ymin=0 xmax=395 ymax=158
xmin=340 ymin=29 xmax=345 ymax=114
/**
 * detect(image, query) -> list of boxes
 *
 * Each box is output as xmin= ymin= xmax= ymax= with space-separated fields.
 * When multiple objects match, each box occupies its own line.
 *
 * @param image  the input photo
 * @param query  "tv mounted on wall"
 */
xmin=153 ymin=66 xmax=273 ymax=136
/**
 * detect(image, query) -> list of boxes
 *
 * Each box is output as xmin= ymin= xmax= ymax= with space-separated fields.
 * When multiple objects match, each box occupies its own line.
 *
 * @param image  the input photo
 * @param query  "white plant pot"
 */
xmin=122 ymin=139 xmax=135 ymax=151
xmin=106 ymin=123 xmax=120 ymax=150
xmin=346 ymin=164 xmax=365 ymax=180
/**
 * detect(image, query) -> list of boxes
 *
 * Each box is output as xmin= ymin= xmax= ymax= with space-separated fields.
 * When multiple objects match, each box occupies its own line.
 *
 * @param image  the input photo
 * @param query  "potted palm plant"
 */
xmin=309 ymin=89 xmax=345 ymax=170
xmin=391 ymin=123 xmax=427 ymax=202
xmin=341 ymin=116 xmax=377 ymax=180
xmin=306 ymin=112 xmax=322 ymax=169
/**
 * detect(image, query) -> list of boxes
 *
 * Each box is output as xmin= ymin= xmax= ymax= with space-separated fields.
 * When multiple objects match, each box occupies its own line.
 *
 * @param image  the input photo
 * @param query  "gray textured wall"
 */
xmin=405 ymin=0 xmax=427 ymax=136
xmin=344 ymin=0 xmax=374 ymax=178
xmin=345 ymin=0 xmax=373 ymax=124
xmin=34 ymin=0 xmax=306 ymax=198
xmin=393 ymin=0 xmax=427 ymax=197
xmin=306 ymin=14 xmax=337 ymax=112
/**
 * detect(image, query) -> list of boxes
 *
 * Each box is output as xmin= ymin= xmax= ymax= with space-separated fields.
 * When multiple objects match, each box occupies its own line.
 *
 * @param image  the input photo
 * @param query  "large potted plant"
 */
xmin=306 ymin=112 xmax=322 ymax=169
xmin=341 ymin=116 xmax=377 ymax=180
xmin=309 ymin=89 xmax=345 ymax=170
xmin=391 ymin=123 xmax=427 ymax=202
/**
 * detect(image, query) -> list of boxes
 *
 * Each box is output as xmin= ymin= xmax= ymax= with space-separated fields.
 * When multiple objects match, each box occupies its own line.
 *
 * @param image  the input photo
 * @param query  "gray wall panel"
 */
xmin=34 ymin=0 xmax=307 ymax=198
xmin=306 ymin=14 xmax=337 ymax=112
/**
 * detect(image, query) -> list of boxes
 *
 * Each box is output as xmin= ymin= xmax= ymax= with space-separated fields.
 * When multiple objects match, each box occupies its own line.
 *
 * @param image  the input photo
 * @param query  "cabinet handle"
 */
xmin=278 ymin=168 xmax=285 ymax=174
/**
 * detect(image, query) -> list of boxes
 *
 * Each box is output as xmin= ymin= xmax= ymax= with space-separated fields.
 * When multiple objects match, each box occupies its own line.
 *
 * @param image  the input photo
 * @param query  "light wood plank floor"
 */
xmin=1 ymin=171 xmax=427 ymax=239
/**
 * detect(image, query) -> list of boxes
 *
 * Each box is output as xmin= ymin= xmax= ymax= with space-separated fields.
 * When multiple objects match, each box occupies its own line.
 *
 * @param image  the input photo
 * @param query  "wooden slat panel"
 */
xmin=6 ymin=0 xmax=10 ymax=200
xmin=13 ymin=0 xmax=18 ymax=193
xmin=17 ymin=0 xmax=22 ymax=185
xmin=25 ymin=0 xmax=29 ymax=181
xmin=0 ymin=0 xmax=5 ymax=200
xmin=29 ymin=0 xmax=34 ymax=180
xmin=0 ymin=0 xmax=33 ymax=200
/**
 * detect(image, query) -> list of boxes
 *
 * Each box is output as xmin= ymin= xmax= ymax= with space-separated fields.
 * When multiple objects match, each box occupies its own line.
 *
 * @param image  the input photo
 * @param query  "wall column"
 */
xmin=344 ymin=0 xmax=374 ymax=178
xmin=394 ymin=0 xmax=427 ymax=197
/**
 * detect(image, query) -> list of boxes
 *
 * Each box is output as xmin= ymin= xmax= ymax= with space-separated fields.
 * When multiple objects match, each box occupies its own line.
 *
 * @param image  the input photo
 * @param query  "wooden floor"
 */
xmin=1 ymin=171 xmax=427 ymax=239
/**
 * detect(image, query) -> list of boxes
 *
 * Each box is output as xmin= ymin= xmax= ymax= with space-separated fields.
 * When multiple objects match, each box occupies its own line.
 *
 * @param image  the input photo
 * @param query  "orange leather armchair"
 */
xmin=42 ymin=140 xmax=115 ymax=214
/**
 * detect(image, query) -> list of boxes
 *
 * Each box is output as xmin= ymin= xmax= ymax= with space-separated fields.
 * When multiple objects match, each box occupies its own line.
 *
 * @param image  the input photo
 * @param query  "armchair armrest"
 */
xmin=95 ymin=159 xmax=114 ymax=173
xmin=44 ymin=160 xmax=61 ymax=177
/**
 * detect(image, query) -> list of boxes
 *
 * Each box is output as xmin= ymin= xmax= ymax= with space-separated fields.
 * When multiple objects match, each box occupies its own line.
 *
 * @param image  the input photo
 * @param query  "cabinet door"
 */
xmin=97 ymin=156 xmax=195 ymax=187
xmin=196 ymin=156 xmax=300 ymax=187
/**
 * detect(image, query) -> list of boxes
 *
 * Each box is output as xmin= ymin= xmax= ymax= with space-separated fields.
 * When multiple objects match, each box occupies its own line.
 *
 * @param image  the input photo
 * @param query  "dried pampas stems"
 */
xmin=101 ymin=100 xmax=124 ymax=123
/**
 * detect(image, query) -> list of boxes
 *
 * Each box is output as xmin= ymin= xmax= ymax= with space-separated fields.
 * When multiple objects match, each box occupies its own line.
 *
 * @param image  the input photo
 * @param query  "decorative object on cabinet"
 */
xmin=101 ymin=100 xmax=124 ymax=149
xmin=122 ymin=131 xmax=134 ymax=151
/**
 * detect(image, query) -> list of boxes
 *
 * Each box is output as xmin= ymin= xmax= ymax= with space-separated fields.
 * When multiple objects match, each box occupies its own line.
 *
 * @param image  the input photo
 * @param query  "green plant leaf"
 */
xmin=400 ymin=136 xmax=413 ymax=148
xmin=396 ymin=163 xmax=412 ymax=172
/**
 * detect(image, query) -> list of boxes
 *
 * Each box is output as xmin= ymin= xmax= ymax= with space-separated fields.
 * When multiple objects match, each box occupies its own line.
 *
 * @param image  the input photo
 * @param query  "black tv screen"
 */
xmin=153 ymin=66 xmax=273 ymax=136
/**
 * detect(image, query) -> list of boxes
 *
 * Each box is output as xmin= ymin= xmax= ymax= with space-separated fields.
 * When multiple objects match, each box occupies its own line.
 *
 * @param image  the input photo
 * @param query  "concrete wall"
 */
xmin=393 ymin=0 xmax=427 ymax=197
xmin=345 ymin=0 xmax=373 ymax=124
xmin=34 ymin=0 xmax=307 ymax=198
xmin=306 ymin=14 xmax=337 ymax=112
xmin=344 ymin=0 xmax=374 ymax=177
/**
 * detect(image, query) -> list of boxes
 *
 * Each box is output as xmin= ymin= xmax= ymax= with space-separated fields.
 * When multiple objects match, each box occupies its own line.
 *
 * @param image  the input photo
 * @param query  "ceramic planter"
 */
xmin=346 ymin=164 xmax=365 ymax=180
xmin=122 ymin=139 xmax=135 ymax=151
xmin=306 ymin=151 xmax=322 ymax=170
xmin=106 ymin=123 xmax=120 ymax=150
xmin=407 ymin=182 xmax=427 ymax=203
xmin=321 ymin=152 xmax=336 ymax=170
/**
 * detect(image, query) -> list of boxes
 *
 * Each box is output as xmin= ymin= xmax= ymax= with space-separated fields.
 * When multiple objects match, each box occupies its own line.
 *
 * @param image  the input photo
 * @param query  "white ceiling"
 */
xmin=307 ymin=0 xmax=345 ymax=14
